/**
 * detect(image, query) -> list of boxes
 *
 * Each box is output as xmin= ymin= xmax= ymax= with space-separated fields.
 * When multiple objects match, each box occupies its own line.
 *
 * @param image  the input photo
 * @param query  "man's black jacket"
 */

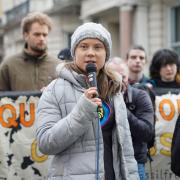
xmin=124 ymin=85 xmax=154 ymax=163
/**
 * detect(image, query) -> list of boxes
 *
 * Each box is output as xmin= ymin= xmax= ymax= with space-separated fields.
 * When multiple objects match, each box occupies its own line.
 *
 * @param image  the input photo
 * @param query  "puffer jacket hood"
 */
xmin=56 ymin=63 xmax=88 ymax=92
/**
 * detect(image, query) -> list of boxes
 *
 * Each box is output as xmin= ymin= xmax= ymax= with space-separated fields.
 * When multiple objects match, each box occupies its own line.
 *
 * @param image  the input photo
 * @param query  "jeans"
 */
xmin=138 ymin=163 xmax=147 ymax=180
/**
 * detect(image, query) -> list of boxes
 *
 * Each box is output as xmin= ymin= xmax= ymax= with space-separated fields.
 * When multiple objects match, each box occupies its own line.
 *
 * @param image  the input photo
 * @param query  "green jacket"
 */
xmin=0 ymin=49 xmax=60 ymax=91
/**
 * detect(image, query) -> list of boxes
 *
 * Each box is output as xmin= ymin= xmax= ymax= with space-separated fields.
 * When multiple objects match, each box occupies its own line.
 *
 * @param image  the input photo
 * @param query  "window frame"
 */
xmin=171 ymin=5 xmax=180 ymax=56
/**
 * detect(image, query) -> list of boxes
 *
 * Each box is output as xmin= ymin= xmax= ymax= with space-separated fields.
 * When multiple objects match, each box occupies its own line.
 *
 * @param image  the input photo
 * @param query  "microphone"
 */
xmin=86 ymin=63 xmax=97 ymax=88
xmin=86 ymin=63 xmax=102 ymax=180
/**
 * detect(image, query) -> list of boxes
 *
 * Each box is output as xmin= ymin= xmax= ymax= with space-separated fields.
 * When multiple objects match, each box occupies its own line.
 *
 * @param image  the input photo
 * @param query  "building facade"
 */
xmin=0 ymin=0 xmax=180 ymax=63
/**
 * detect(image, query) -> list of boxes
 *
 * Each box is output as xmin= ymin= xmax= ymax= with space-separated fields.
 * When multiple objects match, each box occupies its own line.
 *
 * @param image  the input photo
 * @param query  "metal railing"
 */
xmin=0 ymin=90 xmax=41 ymax=99
xmin=0 ymin=87 xmax=179 ymax=100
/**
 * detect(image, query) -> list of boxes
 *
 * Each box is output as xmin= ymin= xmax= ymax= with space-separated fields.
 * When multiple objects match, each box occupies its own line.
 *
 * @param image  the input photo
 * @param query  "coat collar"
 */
xmin=23 ymin=43 xmax=48 ymax=62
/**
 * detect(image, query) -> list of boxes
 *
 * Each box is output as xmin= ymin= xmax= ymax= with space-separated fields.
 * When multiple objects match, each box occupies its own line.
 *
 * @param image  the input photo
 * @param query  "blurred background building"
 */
xmin=0 ymin=0 xmax=179 ymax=65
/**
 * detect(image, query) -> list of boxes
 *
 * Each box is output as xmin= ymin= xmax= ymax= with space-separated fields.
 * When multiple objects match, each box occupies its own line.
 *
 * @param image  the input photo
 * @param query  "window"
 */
xmin=0 ymin=28 xmax=3 ymax=63
xmin=171 ymin=6 xmax=180 ymax=57
xmin=5 ymin=0 xmax=29 ymax=26
xmin=68 ymin=33 xmax=72 ymax=48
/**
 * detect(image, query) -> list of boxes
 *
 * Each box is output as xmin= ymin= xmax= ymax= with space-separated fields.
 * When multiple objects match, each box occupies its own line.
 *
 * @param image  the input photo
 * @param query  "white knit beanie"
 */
xmin=71 ymin=22 xmax=112 ymax=61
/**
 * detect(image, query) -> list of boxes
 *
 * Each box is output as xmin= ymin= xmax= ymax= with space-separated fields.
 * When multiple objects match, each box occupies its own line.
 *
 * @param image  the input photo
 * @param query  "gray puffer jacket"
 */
xmin=36 ymin=64 xmax=139 ymax=180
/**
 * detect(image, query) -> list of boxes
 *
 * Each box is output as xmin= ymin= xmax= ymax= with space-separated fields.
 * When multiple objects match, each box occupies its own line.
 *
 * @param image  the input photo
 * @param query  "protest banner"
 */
xmin=146 ymin=93 xmax=180 ymax=180
xmin=0 ymin=92 xmax=50 ymax=180
xmin=0 ymin=90 xmax=180 ymax=180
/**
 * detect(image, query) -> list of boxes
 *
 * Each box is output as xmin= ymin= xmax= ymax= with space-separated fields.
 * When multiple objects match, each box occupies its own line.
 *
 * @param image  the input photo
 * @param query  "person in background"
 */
xmin=57 ymin=47 xmax=73 ymax=61
xmin=126 ymin=45 xmax=156 ymax=108
xmin=125 ymin=45 xmax=149 ymax=85
xmin=107 ymin=57 xmax=154 ymax=180
xmin=36 ymin=22 xmax=139 ymax=180
xmin=0 ymin=12 xmax=59 ymax=91
xmin=149 ymin=48 xmax=180 ymax=88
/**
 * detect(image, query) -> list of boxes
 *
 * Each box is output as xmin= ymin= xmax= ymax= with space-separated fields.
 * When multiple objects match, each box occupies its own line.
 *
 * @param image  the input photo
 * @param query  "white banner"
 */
xmin=0 ymin=96 xmax=51 ymax=180
xmin=146 ymin=93 xmax=180 ymax=180
xmin=0 ymin=93 xmax=180 ymax=180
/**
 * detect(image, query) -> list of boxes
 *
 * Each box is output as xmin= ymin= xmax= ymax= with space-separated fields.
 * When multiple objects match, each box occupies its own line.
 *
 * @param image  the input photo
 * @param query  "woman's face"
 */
xmin=74 ymin=38 xmax=106 ymax=73
xmin=160 ymin=63 xmax=177 ymax=82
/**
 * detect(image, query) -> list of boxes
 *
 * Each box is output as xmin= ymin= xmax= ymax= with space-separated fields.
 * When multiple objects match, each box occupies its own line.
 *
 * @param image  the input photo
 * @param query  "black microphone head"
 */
xmin=86 ymin=63 xmax=97 ymax=73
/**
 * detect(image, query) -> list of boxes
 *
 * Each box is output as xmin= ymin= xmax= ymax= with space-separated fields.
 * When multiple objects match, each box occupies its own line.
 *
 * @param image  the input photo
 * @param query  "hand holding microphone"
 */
xmin=85 ymin=63 xmax=102 ymax=107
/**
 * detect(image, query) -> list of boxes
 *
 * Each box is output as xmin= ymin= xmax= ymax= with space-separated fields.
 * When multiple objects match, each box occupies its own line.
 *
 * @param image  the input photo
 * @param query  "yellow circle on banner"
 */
xmin=31 ymin=139 xmax=48 ymax=162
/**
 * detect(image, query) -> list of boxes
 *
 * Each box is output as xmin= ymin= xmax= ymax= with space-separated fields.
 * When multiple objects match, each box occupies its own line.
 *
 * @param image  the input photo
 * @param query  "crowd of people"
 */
xmin=0 ymin=11 xmax=180 ymax=180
